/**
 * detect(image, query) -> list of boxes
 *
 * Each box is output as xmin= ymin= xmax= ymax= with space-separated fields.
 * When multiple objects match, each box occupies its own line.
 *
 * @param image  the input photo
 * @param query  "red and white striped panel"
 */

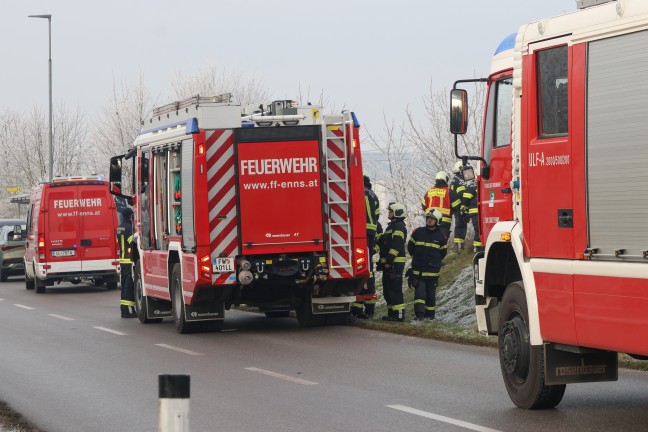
xmin=206 ymin=129 xmax=239 ymax=285
xmin=325 ymin=127 xmax=352 ymax=279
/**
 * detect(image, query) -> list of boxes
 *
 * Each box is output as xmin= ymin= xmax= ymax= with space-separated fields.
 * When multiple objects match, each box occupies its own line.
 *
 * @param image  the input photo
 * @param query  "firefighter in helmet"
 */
xmin=421 ymin=171 xmax=452 ymax=239
xmin=117 ymin=207 xmax=136 ymax=318
xmin=450 ymin=160 xmax=468 ymax=251
xmin=452 ymin=161 xmax=483 ymax=252
xmin=352 ymin=174 xmax=380 ymax=319
xmin=407 ymin=209 xmax=448 ymax=321
xmin=378 ymin=202 xmax=408 ymax=322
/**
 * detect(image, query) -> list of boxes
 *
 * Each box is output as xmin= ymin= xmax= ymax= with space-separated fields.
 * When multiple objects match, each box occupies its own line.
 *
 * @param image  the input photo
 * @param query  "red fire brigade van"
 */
xmin=24 ymin=176 xmax=121 ymax=293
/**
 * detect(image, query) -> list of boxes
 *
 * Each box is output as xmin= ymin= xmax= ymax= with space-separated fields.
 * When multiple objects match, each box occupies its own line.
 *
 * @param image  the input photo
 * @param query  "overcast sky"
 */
xmin=3 ymin=0 xmax=575 ymax=140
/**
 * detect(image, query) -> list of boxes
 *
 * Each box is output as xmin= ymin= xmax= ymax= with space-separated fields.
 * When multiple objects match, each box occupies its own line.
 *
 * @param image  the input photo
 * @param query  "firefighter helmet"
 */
xmin=425 ymin=209 xmax=442 ymax=223
xmin=388 ymin=202 xmax=407 ymax=219
xmin=453 ymin=160 xmax=464 ymax=173
xmin=121 ymin=207 xmax=134 ymax=218
xmin=435 ymin=171 xmax=449 ymax=184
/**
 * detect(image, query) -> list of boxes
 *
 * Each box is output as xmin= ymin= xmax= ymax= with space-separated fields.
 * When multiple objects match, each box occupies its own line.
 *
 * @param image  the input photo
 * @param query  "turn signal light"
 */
xmin=501 ymin=232 xmax=511 ymax=241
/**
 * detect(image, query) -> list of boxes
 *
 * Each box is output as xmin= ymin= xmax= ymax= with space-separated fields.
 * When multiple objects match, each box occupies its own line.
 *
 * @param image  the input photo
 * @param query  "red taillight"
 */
xmin=198 ymin=144 xmax=205 ymax=155
xmin=355 ymin=247 xmax=366 ymax=265
xmin=38 ymin=236 xmax=45 ymax=248
xmin=0 ymin=246 xmax=9 ymax=251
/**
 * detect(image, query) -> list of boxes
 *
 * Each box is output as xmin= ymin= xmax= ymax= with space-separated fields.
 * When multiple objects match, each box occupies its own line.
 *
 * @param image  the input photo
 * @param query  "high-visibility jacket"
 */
xmin=118 ymin=220 xmax=133 ymax=265
xmin=365 ymin=187 xmax=380 ymax=234
xmin=378 ymin=219 xmax=407 ymax=267
xmin=421 ymin=185 xmax=452 ymax=226
xmin=407 ymin=226 xmax=448 ymax=279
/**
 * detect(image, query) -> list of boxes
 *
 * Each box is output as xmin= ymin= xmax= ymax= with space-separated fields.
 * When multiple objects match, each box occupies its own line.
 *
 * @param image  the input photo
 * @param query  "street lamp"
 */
xmin=28 ymin=14 xmax=53 ymax=182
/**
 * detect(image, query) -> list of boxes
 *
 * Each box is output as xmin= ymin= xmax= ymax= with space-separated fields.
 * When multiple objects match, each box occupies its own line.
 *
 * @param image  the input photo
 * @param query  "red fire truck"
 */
xmin=109 ymin=95 xmax=369 ymax=333
xmin=450 ymin=0 xmax=648 ymax=409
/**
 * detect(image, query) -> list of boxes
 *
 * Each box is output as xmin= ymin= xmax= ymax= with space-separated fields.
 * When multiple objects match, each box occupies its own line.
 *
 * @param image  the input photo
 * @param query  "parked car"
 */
xmin=0 ymin=221 xmax=27 ymax=282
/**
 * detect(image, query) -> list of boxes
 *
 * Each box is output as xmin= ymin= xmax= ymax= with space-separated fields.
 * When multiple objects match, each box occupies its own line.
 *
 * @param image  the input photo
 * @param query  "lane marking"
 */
xmin=14 ymin=304 xmax=35 ymax=310
xmin=48 ymin=314 xmax=75 ymax=321
xmin=94 ymin=326 xmax=127 ymax=336
xmin=387 ymin=405 xmax=502 ymax=432
xmin=245 ymin=367 xmax=318 ymax=385
xmin=155 ymin=344 xmax=204 ymax=356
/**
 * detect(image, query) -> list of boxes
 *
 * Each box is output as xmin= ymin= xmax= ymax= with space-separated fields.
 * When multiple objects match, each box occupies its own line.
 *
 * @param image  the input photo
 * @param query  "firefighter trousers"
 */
xmin=382 ymin=266 xmax=405 ymax=320
xmin=414 ymin=278 xmax=438 ymax=319
xmin=120 ymin=264 xmax=136 ymax=317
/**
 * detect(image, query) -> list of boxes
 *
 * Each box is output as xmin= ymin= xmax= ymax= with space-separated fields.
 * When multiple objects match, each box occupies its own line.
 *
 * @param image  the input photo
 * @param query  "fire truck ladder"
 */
xmin=323 ymin=112 xmax=353 ymax=278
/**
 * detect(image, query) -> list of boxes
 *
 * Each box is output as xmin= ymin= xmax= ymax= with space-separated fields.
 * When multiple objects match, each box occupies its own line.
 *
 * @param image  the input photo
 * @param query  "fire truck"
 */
xmin=109 ymin=95 xmax=369 ymax=333
xmin=450 ymin=0 xmax=648 ymax=409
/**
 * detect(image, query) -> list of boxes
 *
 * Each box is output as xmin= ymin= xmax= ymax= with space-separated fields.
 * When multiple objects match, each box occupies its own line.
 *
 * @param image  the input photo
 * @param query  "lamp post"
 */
xmin=28 ymin=14 xmax=53 ymax=182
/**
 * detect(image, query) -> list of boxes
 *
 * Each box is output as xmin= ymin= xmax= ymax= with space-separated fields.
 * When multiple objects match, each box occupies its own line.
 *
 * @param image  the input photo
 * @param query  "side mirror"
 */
xmin=450 ymin=89 xmax=468 ymax=135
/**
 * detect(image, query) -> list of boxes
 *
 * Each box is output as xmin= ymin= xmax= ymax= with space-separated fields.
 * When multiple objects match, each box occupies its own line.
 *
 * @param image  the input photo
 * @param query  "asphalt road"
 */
xmin=1 ymin=276 xmax=647 ymax=432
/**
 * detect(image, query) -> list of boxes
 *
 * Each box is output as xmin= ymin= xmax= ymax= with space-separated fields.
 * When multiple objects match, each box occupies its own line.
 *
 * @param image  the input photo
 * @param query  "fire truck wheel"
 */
xmin=35 ymin=277 xmax=46 ymax=294
xmin=171 ymin=263 xmax=199 ymax=334
xmin=134 ymin=264 xmax=162 ymax=324
xmin=498 ymin=281 xmax=566 ymax=409
xmin=295 ymin=295 xmax=327 ymax=327
xmin=265 ymin=311 xmax=290 ymax=318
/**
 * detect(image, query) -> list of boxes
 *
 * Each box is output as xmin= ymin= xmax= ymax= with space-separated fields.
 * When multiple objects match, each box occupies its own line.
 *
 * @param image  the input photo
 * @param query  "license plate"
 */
xmin=52 ymin=249 xmax=75 ymax=257
xmin=213 ymin=257 xmax=235 ymax=273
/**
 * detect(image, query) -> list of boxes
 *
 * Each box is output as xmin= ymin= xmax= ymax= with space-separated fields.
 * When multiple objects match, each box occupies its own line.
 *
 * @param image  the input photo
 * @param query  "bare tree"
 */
xmin=91 ymin=74 xmax=155 ymax=183
xmin=170 ymin=65 xmax=269 ymax=106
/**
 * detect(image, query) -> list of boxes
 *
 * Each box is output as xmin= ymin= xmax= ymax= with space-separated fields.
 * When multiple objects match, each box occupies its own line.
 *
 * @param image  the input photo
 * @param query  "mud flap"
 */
xmin=146 ymin=297 xmax=172 ymax=319
xmin=544 ymin=343 xmax=618 ymax=385
xmin=184 ymin=300 xmax=225 ymax=322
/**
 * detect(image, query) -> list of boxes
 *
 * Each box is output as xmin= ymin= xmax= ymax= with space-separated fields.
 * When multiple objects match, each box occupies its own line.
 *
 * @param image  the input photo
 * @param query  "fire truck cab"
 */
xmin=451 ymin=0 xmax=648 ymax=409
xmin=110 ymin=94 xmax=369 ymax=333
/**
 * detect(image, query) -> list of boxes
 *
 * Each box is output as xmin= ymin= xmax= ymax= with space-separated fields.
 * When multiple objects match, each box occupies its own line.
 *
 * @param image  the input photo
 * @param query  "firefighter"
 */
xmin=452 ymin=161 xmax=483 ymax=252
xmin=407 ymin=209 xmax=448 ymax=321
xmin=378 ymin=202 xmax=408 ymax=322
xmin=421 ymin=171 xmax=452 ymax=239
xmin=118 ymin=207 xmax=136 ymax=318
xmin=450 ymin=160 xmax=468 ymax=251
xmin=352 ymin=175 xmax=381 ymax=319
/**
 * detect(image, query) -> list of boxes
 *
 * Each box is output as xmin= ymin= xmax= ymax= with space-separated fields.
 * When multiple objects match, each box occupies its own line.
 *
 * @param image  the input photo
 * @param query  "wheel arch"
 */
xmin=482 ymin=222 xmax=542 ymax=345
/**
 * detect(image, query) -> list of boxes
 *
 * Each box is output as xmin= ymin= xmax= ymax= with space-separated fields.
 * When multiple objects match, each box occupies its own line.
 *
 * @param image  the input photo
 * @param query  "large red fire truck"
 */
xmin=109 ymin=95 xmax=369 ymax=333
xmin=450 ymin=0 xmax=648 ymax=409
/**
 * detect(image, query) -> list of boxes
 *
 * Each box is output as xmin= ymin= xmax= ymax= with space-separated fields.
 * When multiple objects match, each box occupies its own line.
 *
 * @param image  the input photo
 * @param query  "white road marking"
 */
xmin=155 ymin=344 xmax=204 ymax=356
xmin=94 ymin=326 xmax=127 ymax=336
xmin=245 ymin=367 xmax=318 ymax=385
xmin=48 ymin=314 xmax=75 ymax=321
xmin=14 ymin=304 xmax=34 ymax=310
xmin=387 ymin=405 xmax=502 ymax=432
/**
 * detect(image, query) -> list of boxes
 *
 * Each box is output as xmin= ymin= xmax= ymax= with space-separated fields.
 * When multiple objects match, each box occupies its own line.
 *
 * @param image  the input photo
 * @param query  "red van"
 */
xmin=24 ymin=176 xmax=120 ymax=293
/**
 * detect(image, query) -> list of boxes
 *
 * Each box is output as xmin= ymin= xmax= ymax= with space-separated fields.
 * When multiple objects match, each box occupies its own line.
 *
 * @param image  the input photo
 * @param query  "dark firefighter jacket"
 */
xmin=407 ymin=225 xmax=448 ymax=279
xmin=365 ymin=187 xmax=380 ymax=234
xmin=118 ymin=218 xmax=133 ymax=265
xmin=378 ymin=219 xmax=407 ymax=268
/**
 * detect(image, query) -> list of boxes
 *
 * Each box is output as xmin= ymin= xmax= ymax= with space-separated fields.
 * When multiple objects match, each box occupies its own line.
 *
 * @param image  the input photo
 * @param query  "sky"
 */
xmin=2 ymin=0 xmax=575 ymax=144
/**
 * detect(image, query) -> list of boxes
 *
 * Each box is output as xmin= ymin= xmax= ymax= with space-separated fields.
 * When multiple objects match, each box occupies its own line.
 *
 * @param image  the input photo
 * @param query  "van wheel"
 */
xmin=35 ymin=278 xmax=46 ymax=294
xmin=134 ymin=265 xmax=162 ymax=324
xmin=0 ymin=270 xmax=7 ymax=282
xmin=265 ymin=311 xmax=290 ymax=318
xmin=171 ymin=263 xmax=198 ymax=334
xmin=25 ymin=276 xmax=35 ymax=290
xmin=498 ymin=281 xmax=566 ymax=409
xmin=106 ymin=281 xmax=118 ymax=290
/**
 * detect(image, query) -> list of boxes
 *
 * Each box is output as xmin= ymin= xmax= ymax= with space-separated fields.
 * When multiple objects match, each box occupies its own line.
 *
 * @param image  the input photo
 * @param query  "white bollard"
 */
xmin=158 ymin=374 xmax=190 ymax=432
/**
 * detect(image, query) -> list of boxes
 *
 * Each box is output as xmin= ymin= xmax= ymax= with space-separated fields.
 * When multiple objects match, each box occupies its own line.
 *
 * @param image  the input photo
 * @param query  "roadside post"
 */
xmin=159 ymin=374 xmax=190 ymax=432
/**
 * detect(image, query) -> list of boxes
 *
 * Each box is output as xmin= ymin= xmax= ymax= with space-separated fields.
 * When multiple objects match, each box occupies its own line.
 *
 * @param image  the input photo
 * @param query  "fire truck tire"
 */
xmin=134 ymin=265 xmax=162 ymax=324
xmin=296 ymin=296 xmax=327 ymax=327
xmin=265 ymin=311 xmax=291 ymax=318
xmin=171 ymin=263 xmax=199 ymax=334
xmin=498 ymin=281 xmax=566 ymax=409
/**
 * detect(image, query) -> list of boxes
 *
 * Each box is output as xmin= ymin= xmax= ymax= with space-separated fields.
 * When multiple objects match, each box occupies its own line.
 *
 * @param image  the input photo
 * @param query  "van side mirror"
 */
xmin=450 ymin=89 xmax=468 ymax=135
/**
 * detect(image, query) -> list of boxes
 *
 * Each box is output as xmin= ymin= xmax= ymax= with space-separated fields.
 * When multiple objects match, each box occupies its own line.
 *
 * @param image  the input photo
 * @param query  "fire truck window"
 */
xmin=495 ymin=78 xmax=513 ymax=147
xmin=537 ymin=45 xmax=568 ymax=137
xmin=153 ymin=151 xmax=169 ymax=250
xmin=140 ymin=151 xmax=151 ymax=250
